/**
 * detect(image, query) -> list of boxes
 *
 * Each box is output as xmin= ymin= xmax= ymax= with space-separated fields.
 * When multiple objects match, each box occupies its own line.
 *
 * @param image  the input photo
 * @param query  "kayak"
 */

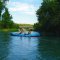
xmin=10 ymin=32 xmax=40 ymax=37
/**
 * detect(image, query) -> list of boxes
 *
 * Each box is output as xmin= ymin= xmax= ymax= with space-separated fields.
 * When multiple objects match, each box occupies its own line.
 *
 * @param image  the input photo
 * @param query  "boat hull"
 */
xmin=10 ymin=32 xmax=40 ymax=37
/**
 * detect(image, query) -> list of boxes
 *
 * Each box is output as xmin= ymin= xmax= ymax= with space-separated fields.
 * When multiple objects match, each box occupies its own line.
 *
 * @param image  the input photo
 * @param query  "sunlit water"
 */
xmin=0 ymin=32 xmax=60 ymax=60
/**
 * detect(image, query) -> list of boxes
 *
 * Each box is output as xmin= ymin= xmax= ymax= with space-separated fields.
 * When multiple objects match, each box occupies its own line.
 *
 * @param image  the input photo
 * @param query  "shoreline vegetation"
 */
xmin=0 ymin=29 xmax=18 ymax=32
xmin=0 ymin=24 xmax=33 ymax=32
xmin=34 ymin=0 xmax=60 ymax=36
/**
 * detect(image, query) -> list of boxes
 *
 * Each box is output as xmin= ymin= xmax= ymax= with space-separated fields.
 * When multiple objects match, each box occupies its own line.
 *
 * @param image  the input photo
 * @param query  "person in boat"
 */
xmin=28 ymin=29 xmax=31 ymax=34
xmin=19 ymin=28 xmax=32 ymax=35
xmin=19 ymin=28 xmax=24 ymax=34
xmin=25 ymin=29 xmax=32 ymax=35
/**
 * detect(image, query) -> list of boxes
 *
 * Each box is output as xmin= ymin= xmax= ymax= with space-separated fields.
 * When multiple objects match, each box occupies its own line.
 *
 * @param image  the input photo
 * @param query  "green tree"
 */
xmin=0 ymin=0 xmax=9 ymax=20
xmin=2 ymin=8 xmax=14 ymax=28
xmin=34 ymin=0 xmax=60 ymax=35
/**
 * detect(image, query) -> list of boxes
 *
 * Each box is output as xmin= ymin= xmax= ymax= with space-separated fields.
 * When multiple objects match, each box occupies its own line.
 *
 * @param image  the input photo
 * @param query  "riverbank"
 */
xmin=40 ymin=32 xmax=60 ymax=37
xmin=0 ymin=29 xmax=18 ymax=32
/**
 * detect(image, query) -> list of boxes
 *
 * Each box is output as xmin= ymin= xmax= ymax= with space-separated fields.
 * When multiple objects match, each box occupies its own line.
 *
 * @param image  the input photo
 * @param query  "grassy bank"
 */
xmin=0 ymin=29 xmax=18 ymax=32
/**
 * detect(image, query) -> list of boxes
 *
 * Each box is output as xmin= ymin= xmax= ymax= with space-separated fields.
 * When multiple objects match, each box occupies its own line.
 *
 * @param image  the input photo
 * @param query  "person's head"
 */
xmin=20 ymin=27 xmax=23 ymax=30
xmin=29 ymin=29 xmax=33 ymax=31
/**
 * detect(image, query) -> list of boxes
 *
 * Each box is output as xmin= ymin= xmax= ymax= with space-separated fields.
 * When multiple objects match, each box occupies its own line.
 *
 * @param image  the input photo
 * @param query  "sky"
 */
xmin=7 ymin=0 xmax=42 ymax=24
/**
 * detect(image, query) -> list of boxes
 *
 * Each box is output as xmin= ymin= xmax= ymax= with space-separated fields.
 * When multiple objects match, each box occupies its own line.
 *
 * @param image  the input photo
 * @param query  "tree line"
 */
xmin=34 ymin=0 xmax=60 ymax=36
xmin=0 ymin=0 xmax=18 ymax=29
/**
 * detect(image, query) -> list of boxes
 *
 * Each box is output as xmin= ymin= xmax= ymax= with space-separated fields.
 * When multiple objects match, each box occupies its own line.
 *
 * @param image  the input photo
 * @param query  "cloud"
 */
xmin=8 ymin=2 xmax=37 ymax=15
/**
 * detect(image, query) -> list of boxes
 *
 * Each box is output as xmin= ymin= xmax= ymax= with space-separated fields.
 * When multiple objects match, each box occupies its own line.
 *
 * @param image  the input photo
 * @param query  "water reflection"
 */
xmin=5 ymin=36 xmax=40 ymax=60
xmin=38 ymin=36 xmax=60 ymax=60
xmin=0 ymin=32 xmax=60 ymax=60
xmin=0 ymin=32 xmax=11 ymax=60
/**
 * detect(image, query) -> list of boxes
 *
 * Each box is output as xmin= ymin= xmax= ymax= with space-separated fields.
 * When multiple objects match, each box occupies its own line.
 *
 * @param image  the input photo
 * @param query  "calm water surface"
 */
xmin=0 ymin=32 xmax=60 ymax=60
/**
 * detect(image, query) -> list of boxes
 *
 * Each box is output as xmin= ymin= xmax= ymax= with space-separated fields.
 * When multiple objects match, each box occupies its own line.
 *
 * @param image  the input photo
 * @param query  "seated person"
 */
xmin=25 ymin=29 xmax=32 ymax=35
xmin=19 ymin=28 xmax=24 ymax=34
xmin=28 ymin=30 xmax=31 ymax=34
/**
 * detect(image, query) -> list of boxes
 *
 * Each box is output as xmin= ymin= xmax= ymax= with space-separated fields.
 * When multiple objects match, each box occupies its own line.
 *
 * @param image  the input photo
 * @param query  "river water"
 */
xmin=0 ymin=32 xmax=60 ymax=60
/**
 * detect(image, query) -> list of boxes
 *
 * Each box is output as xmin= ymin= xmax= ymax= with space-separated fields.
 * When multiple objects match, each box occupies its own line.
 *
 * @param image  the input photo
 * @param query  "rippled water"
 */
xmin=0 ymin=32 xmax=60 ymax=60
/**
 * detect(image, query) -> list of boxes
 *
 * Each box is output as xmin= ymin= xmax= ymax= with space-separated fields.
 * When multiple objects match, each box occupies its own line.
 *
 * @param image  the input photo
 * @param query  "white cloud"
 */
xmin=8 ymin=2 xmax=37 ymax=15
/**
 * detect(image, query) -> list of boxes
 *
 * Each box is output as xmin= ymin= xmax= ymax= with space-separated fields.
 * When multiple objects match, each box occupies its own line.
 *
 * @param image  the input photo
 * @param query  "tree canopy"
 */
xmin=0 ymin=0 xmax=9 ymax=19
xmin=34 ymin=0 xmax=60 ymax=36
xmin=0 ymin=0 xmax=17 ymax=29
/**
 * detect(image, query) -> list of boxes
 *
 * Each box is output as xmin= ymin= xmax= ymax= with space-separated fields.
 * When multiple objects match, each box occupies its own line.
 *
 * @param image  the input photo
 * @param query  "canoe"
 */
xmin=10 ymin=32 xmax=40 ymax=37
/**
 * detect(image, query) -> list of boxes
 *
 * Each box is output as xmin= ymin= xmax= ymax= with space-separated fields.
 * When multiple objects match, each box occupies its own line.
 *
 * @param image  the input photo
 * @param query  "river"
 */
xmin=0 ymin=32 xmax=60 ymax=60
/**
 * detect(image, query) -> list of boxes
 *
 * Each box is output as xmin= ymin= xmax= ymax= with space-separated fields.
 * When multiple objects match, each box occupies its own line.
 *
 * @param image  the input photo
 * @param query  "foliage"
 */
xmin=0 ymin=0 xmax=18 ymax=29
xmin=0 ymin=0 xmax=9 ymax=19
xmin=34 ymin=0 xmax=60 ymax=35
xmin=1 ymin=8 xmax=13 ymax=28
xmin=18 ymin=24 xmax=33 ymax=30
xmin=19 ymin=24 xmax=33 ymax=26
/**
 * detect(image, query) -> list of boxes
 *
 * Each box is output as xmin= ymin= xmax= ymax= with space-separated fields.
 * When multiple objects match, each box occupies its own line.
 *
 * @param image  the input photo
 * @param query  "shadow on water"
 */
xmin=0 ymin=32 xmax=11 ymax=60
xmin=38 ymin=36 xmax=60 ymax=60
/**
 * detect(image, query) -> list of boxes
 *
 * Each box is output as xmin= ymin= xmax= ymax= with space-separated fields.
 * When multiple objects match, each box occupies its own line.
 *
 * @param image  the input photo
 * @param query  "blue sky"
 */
xmin=7 ymin=0 xmax=42 ymax=24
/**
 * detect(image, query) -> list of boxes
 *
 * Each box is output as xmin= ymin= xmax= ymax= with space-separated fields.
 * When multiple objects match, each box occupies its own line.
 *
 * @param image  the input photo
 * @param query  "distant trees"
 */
xmin=34 ymin=0 xmax=60 ymax=35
